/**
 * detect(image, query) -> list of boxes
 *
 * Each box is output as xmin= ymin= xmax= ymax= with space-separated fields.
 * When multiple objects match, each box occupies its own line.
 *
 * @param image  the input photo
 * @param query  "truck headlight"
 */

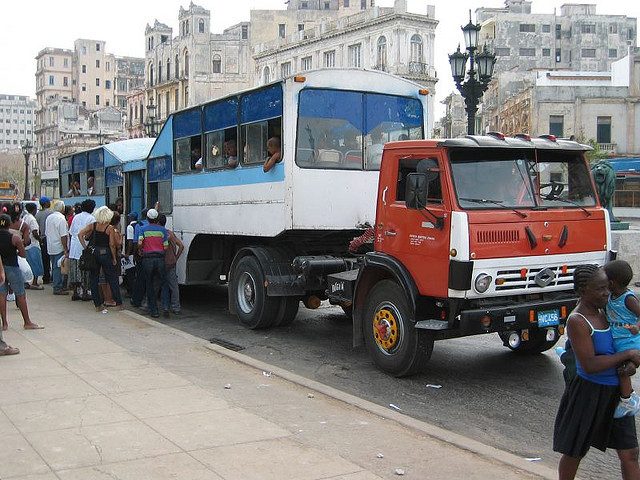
xmin=474 ymin=273 xmax=493 ymax=293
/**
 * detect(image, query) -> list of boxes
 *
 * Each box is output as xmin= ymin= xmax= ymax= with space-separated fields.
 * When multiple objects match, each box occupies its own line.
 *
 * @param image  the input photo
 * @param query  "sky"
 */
xmin=1 ymin=0 xmax=638 ymax=119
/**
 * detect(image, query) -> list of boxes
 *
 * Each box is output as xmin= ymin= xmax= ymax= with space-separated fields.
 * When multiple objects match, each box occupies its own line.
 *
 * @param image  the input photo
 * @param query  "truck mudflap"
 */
xmin=439 ymin=296 xmax=578 ymax=339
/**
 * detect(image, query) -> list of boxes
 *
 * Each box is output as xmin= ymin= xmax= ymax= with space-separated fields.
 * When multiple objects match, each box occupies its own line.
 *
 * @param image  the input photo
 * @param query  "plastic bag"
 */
xmin=18 ymin=256 xmax=34 ymax=283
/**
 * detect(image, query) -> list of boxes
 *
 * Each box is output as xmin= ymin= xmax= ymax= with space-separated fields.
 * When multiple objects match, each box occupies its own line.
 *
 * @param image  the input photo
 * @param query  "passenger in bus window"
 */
xmin=224 ymin=139 xmax=238 ymax=168
xmin=67 ymin=180 xmax=81 ymax=197
xmin=87 ymin=177 xmax=95 ymax=196
xmin=263 ymin=137 xmax=281 ymax=173
xmin=191 ymin=146 xmax=203 ymax=171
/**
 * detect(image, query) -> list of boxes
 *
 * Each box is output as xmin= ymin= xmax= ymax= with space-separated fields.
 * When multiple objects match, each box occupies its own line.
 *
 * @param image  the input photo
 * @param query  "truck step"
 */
xmin=415 ymin=320 xmax=449 ymax=330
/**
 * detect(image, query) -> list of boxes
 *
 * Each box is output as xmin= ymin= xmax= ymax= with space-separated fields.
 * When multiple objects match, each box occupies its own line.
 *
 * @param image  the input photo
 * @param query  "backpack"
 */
xmin=79 ymin=224 xmax=99 ymax=272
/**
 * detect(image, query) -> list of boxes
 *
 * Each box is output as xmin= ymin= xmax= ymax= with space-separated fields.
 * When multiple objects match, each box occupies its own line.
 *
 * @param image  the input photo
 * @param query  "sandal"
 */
xmin=0 ymin=346 xmax=20 ymax=355
xmin=30 ymin=285 xmax=44 ymax=291
xmin=103 ymin=301 xmax=117 ymax=307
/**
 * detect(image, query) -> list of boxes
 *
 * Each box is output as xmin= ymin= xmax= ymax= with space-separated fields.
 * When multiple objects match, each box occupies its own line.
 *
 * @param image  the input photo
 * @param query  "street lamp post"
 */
xmin=145 ymin=99 xmax=157 ymax=138
xmin=448 ymin=11 xmax=496 ymax=135
xmin=21 ymin=140 xmax=33 ymax=200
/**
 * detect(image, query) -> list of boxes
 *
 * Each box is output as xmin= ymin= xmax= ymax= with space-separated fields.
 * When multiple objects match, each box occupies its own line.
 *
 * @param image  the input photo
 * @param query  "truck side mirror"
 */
xmin=405 ymin=173 xmax=429 ymax=209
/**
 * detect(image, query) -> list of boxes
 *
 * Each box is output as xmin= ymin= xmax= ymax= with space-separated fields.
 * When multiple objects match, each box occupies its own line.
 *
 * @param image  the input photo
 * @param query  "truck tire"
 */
xmin=232 ymin=256 xmax=279 ymax=329
xmin=363 ymin=280 xmax=433 ymax=377
xmin=499 ymin=329 xmax=560 ymax=355
xmin=273 ymin=297 xmax=300 ymax=327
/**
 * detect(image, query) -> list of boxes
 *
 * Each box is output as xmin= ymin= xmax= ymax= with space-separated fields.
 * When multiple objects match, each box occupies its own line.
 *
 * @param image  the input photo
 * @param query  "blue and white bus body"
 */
xmin=146 ymin=69 xmax=429 ymax=289
xmin=59 ymin=138 xmax=154 ymax=213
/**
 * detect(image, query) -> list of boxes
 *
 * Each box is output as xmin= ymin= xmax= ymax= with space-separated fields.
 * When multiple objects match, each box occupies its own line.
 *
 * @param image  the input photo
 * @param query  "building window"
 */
xmin=167 ymin=59 xmax=171 ymax=79
xmin=360 ymin=0 xmax=366 ymax=8
xmin=410 ymin=34 xmax=423 ymax=62
xmin=542 ymin=48 xmax=551 ymax=57
xmin=301 ymin=1 xmax=308 ymax=8
xmin=48 ymin=75 xmax=54 ymax=85
xmin=106 ymin=62 xmax=110 ymax=72
xmin=242 ymin=25 xmax=248 ymax=39
xmin=184 ymin=51 xmax=189 ymax=76
xmin=609 ymin=23 xmax=618 ymax=34
xmin=49 ymin=57 xmax=54 ymax=66
xmin=63 ymin=76 xmax=69 ymax=86
xmin=519 ymin=24 xmax=535 ymax=33
xmin=166 ymin=92 xmax=170 ymax=115
xmin=175 ymin=55 xmax=179 ymax=78
xmin=82 ymin=65 xmax=86 ymax=73
xmin=376 ymin=36 xmax=388 ymax=70
xmin=581 ymin=48 xmax=596 ymax=58
xmin=301 ymin=56 xmax=312 ymax=71
xmin=96 ymin=95 xmax=100 ymax=105
xmin=105 ymin=80 xmax=111 ymax=89
xmin=344 ymin=0 xmax=349 ymax=6
xmin=82 ymin=46 xmax=87 ymax=54
xmin=324 ymin=1 xmax=330 ymax=8
xmin=81 ymin=83 xmax=86 ymax=92
xmin=519 ymin=48 xmax=535 ymax=56
xmin=149 ymin=64 xmax=154 ymax=86
xmin=549 ymin=115 xmax=564 ymax=137
xmin=495 ymin=48 xmax=510 ymax=56
xmin=597 ymin=116 xmax=612 ymax=144
xmin=298 ymin=23 xmax=305 ymax=31
xmin=64 ymin=58 xmax=69 ymax=67
xmin=96 ymin=43 xmax=101 ymax=51
xmin=96 ymin=59 xmax=100 ymax=68
xmin=174 ymin=88 xmax=179 ymax=110
xmin=95 ymin=78 xmax=100 ymax=86
xmin=323 ymin=50 xmax=336 ymax=68
xmin=348 ymin=43 xmax=361 ymax=67
xmin=609 ymin=49 xmax=618 ymax=58
xmin=279 ymin=24 xmax=286 ymax=38
xmin=555 ymin=48 xmax=561 ymax=62
xmin=158 ymin=62 xmax=162 ymax=83
xmin=555 ymin=24 xmax=561 ymax=40
xmin=263 ymin=66 xmax=271 ymax=84
xmin=581 ymin=24 xmax=596 ymax=34
xmin=198 ymin=19 xmax=205 ymax=33
xmin=212 ymin=55 xmax=221 ymax=73
xmin=281 ymin=62 xmax=291 ymax=77
xmin=542 ymin=24 xmax=551 ymax=33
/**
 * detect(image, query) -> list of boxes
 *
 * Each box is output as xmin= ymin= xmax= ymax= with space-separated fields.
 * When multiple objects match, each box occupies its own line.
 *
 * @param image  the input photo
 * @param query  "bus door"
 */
xmin=127 ymin=171 xmax=145 ymax=215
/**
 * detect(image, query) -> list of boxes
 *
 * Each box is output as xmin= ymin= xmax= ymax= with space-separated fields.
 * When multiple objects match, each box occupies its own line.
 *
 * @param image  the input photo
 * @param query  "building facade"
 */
xmin=252 ymin=0 xmax=438 ymax=133
xmin=34 ymin=41 xmax=144 ymax=196
xmin=0 ymin=95 xmax=36 ymax=151
xmin=439 ymin=93 xmax=466 ymax=138
xmin=490 ymin=49 xmax=640 ymax=155
xmin=125 ymin=89 xmax=146 ymax=138
xmin=144 ymin=4 xmax=252 ymax=124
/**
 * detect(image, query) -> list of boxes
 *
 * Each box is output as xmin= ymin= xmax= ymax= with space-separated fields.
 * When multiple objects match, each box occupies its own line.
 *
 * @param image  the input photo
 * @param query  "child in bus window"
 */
xmin=263 ymin=137 xmax=281 ymax=172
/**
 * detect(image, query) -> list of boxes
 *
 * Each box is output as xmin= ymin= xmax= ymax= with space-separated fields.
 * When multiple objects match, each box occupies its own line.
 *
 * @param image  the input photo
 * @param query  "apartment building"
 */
xmin=0 ymin=94 xmax=36 ymax=150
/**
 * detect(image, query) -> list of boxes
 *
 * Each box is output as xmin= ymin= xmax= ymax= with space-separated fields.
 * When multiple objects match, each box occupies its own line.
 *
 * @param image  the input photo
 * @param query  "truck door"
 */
xmin=377 ymin=154 xmax=450 ymax=298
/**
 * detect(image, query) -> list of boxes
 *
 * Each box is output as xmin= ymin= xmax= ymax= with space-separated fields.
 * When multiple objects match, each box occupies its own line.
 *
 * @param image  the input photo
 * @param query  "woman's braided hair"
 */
xmin=573 ymin=264 xmax=601 ymax=294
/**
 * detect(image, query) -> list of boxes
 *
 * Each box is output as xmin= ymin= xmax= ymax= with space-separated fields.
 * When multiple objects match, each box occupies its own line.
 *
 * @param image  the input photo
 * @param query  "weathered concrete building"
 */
xmin=125 ymin=89 xmax=146 ymax=139
xmin=490 ymin=49 xmax=640 ymax=156
xmin=0 ymin=94 xmax=36 ymax=151
xmin=144 ymin=3 xmax=252 ymax=123
xmin=439 ymin=93 xmax=466 ymax=138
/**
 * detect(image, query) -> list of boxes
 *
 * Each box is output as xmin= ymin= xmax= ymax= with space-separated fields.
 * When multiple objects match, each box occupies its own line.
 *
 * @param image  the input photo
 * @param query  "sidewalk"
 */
xmin=0 ymin=291 xmax=557 ymax=480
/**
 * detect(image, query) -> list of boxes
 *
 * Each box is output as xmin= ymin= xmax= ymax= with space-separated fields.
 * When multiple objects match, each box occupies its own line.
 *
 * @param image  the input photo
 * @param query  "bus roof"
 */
xmin=103 ymin=138 xmax=155 ymax=163
xmin=385 ymin=135 xmax=592 ymax=152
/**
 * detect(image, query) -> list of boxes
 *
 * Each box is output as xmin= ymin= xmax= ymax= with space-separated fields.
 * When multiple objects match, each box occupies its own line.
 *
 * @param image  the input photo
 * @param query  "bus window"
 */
xmin=175 ymin=135 xmax=202 ymax=173
xmin=105 ymin=165 xmax=123 ymax=206
xmin=86 ymin=170 xmax=104 ymax=195
xmin=241 ymin=119 xmax=282 ymax=167
xmin=296 ymin=89 xmax=364 ymax=170
xmin=239 ymin=85 xmax=283 ymax=168
xmin=206 ymin=127 xmax=238 ymax=169
xmin=148 ymin=156 xmax=172 ymax=214
xmin=363 ymin=94 xmax=423 ymax=171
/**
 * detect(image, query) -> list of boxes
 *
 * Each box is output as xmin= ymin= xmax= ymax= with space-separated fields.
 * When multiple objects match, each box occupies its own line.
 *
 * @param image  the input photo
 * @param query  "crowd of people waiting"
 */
xmin=0 ymin=196 xmax=184 ymax=356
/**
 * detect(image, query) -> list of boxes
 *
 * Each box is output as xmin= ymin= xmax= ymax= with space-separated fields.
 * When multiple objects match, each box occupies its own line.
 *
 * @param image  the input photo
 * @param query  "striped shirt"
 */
xmin=138 ymin=224 xmax=168 ymax=255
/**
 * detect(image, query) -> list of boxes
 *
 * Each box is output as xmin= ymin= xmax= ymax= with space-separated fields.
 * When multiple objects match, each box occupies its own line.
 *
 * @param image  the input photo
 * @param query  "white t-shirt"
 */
xmin=23 ymin=213 xmax=40 ymax=250
xmin=45 ymin=211 xmax=69 ymax=256
xmin=68 ymin=211 xmax=96 ymax=260
xmin=126 ymin=222 xmax=136 ymax=241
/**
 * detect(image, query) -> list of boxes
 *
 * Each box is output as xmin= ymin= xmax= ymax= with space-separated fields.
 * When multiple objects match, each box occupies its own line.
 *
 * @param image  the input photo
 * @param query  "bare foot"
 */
xmin=23 ymin=322 xmax=44 ymax=330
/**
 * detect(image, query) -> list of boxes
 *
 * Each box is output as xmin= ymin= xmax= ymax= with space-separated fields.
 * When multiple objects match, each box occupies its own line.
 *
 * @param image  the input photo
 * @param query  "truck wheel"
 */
xmin=363 ymin=280 xmax=433 ymax=377
xmin=273 ymin=297 xmax=300 ymax=327
xmin=499 ymin=329 xmax=560 ymax=355
xmin=232 ymin=256 xmax=279 ymax=329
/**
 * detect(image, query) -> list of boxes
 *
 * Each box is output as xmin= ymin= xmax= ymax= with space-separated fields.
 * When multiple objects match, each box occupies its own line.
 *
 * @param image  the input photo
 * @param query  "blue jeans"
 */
xmin=89 ymin=251 xmax=123 ymax=308
xmin=131 ymin=261 xmax=146 ymax=307
xmin=161 ymin=266 xmax=180 ymax=312
xmin=50 ymin=252 xmax=64 ymax=293
xmin=143 ymin=256 xmax=166 ymax=316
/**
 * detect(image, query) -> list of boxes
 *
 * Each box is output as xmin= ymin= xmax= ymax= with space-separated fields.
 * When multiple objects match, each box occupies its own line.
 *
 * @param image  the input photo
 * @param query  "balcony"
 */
xmin=399 ymin=62 xmax=438 ymax=82
xmin=372 ymin=64 xmax=388 ymax=72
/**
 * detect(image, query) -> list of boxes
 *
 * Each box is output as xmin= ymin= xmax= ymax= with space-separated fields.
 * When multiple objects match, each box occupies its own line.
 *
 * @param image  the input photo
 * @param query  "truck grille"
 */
xmin=495 ymin=264 xmax=576 ymax=291
xmin=476 ymin=229 xmax=520 ymax=244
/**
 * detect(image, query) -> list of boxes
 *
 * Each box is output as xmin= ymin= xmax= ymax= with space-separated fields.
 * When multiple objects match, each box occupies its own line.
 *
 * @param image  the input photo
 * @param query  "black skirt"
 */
xmin=554 ymin=375 xmax=637 ymax=457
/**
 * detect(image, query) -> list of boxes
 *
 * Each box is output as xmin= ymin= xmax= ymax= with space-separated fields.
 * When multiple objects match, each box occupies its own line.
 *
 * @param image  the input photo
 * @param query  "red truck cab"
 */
xmin=349 ymin=134 xmax=612 ymax=376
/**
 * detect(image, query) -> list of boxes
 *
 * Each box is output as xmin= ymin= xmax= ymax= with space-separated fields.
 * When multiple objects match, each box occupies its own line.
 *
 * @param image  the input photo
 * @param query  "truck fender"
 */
xmin=352 ymin=252 xmax=419 ymax=347
xmin=228 ymin=246 xmax=299 ymax=314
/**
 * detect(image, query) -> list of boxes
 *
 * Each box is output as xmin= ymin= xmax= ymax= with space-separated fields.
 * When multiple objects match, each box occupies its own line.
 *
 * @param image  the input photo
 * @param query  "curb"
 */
xmin=120 ymin=309 xmax=556 ymax=479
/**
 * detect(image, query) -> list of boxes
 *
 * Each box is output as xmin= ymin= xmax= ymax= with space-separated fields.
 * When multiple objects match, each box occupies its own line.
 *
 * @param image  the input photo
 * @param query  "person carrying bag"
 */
xmin=79 ymin=224 xmax=99 ymax=273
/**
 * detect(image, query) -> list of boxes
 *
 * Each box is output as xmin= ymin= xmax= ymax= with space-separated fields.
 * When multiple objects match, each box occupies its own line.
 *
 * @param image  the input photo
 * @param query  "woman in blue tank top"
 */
xmin=553 ymin=265 xmax=640 ymax=480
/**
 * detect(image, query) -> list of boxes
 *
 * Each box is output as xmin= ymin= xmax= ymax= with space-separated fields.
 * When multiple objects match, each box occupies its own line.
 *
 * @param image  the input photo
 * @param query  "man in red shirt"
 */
xmin=137 ymin=209 xmax=168 ymax=318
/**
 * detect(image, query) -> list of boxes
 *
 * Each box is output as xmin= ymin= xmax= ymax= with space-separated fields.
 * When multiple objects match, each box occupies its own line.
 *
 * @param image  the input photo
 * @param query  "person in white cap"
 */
xmin=137 ymin=209 xmax=169 ymax=318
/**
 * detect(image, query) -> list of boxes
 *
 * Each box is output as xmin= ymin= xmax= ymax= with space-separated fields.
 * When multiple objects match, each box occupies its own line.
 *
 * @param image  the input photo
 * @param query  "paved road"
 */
xmin=150 ymin=285 xmax=637 ymax=480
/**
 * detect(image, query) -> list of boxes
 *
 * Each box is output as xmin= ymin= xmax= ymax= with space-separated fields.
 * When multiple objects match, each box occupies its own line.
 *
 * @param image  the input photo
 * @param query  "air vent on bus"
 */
xmin=476 ymin=229 xmax=520 ymax=244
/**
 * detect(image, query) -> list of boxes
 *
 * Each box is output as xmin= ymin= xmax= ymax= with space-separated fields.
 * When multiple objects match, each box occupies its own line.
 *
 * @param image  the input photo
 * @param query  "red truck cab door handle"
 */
xmin=384 ymin=230 xmax=397 ymax=237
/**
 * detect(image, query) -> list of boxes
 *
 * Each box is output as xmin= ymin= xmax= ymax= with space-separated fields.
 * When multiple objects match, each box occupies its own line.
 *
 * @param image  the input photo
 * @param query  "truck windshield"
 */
xmin=449 ymin=148 xmax=596 ymax=210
